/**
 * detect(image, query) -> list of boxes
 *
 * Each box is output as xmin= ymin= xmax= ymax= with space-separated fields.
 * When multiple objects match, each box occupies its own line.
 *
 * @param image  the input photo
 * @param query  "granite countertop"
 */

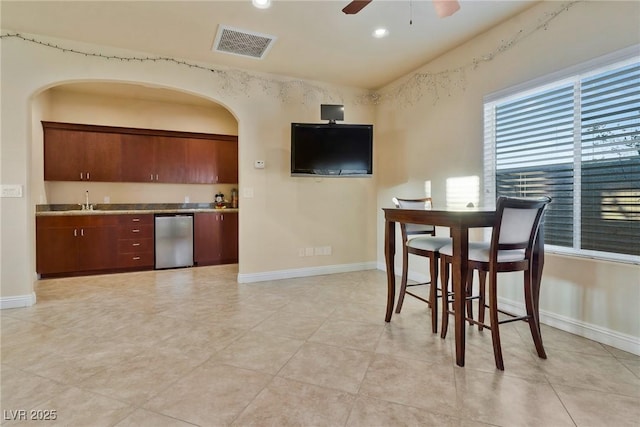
xmin=36 ymin=203 xmax=239 ymax=216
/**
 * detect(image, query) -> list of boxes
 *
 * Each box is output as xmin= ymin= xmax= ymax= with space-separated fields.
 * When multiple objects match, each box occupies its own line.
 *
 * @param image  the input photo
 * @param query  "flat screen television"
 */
xmin=290 ymin=123 xmax=373 ymax=177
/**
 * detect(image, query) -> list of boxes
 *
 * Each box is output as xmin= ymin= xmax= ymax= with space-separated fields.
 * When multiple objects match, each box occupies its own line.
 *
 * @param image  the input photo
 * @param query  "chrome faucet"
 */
xmin=81 ymin=190 xmax=93 ymax=210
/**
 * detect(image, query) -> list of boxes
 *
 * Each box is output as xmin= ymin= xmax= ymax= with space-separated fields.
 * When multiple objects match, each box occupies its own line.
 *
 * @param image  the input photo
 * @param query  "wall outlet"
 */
xmin=322 ymin=246 xmax=332 ymax=256
xmin=305 ymin=247 xmax=314 ymax=257
xmin=104 ymin=196 xmax=110 ymax=203
xmin=298 ymin=248 xmax=306 ymax=257
xmin=184 ymin=195 xmax=190 ymax=203
xmin=254 ymin=160 xmax=265 ymax=169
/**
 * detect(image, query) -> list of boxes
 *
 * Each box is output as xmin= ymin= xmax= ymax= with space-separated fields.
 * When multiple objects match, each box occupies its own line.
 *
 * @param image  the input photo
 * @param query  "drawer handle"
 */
xmin=133 ymin=256 xmax=141 ymax=260
xmin=132 ymin=218 xmax=140 ymax=222
xmin=132 ymin=229 xmax=140 ymax=233
xmin=132 ymin=243 xmax=141 ymax=247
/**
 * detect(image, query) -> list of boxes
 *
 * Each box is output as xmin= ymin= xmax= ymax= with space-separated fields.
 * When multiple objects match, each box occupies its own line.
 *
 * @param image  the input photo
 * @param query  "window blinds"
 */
xmin=486 ymin=59 xmax=640 ymax=258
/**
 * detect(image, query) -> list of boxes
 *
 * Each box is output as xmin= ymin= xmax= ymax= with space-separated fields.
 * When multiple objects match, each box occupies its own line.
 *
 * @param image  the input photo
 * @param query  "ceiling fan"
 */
xmin=342 ymin=0 xmax=461 ymax=18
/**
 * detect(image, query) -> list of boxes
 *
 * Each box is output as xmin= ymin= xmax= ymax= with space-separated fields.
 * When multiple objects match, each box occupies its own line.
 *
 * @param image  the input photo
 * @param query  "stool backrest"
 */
xmin=491 ymin=196 xmax=552 ymax=261
xmin=392 ymin=197 xmax=436 ymax=239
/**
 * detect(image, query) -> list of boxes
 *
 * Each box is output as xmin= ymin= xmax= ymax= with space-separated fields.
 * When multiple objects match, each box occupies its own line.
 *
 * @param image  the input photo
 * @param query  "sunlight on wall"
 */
xmin=446 ymin=176 xmax=479 ymax=209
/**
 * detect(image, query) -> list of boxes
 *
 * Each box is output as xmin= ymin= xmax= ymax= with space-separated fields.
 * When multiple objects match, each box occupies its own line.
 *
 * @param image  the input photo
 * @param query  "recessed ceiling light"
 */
xmin=372 ymin=28 xmax=389 ymax=39
xmin=252 ymin=0 xmax=271 ymax=9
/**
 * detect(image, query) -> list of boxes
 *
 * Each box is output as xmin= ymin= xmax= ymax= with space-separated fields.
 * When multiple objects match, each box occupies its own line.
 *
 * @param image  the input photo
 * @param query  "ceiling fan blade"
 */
xmin=432 ymin=0 xmax=460 ymax=18
xmin=342 ymin=0 xmax=372 ymax=15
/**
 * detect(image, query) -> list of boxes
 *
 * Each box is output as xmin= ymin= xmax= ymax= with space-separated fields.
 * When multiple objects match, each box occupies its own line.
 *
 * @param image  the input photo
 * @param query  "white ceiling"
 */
xmin=1 ymin=0 xmax=539 ymax=90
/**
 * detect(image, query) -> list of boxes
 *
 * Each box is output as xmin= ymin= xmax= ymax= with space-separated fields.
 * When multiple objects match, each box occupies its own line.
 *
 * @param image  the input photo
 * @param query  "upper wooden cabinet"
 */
xmin=42 ymin=122 xmax=237 ymax=184
xmin=185 ymin=137 xmax=238 ymax=184
xmin=120 ymin=134 xmax=186 ymax=183
xmin=43 ymin=124 xmax=122 ymax=182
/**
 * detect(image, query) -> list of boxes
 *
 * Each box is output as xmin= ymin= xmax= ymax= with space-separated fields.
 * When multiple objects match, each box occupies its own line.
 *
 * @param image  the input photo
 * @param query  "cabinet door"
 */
xmin=219 ymin=212 xmax=239 ymax=264
xmin=77 ymin=225 xmax=118 ymax=271
xmin=194 ymin=212 xmax=222 ymax=266
xmin=120 ymin=134 xmax=156 ymax=182
xmin=154 ymin=136 xmax=186 ymax=183
xmin=36 ymin=223 xmax=79 ymax=274
xmin=185 ymin=138 xmax=216 ymax=184
xmin=83 ymin=132 xmax=122 ymax=182
xmin=44 ymin=128 xmax=85 ymax=181
xmin=215 ymin=139 xmax=238 ymax=183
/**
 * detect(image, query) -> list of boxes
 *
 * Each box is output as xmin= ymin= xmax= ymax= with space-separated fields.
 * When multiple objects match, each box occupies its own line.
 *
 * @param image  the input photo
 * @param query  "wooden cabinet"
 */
xmin=115 ymin=214 xmax=154 ymax=269
xmin=36 ymin=214 xmax=155 ymax=276
xmin=194 ymin=212 xmax=238 ymax=266
xmin=120 ymin=135 xmax=186 ymax=183
xmin=43 ymin=123 xmax=122 ymax=182
xmin=36 ymin=215 xmax=118 ymax=275
xmin=43 ymin=122 xmax=237 ymax=184
xmin=184 ymin=137 xmax=238 ymax=184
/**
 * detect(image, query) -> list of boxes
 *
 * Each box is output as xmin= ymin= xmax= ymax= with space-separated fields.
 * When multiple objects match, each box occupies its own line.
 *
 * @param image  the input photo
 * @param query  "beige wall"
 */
xmin=1 ymin=1 xmax=638 ymax=353
xmin=375 ymin=1 xmax=640 ymax=352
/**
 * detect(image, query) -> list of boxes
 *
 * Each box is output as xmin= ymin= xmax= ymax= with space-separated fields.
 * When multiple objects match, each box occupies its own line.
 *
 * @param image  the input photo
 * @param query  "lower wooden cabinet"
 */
xmin=36 ymin=213 xmax=154 ymax=276
xmin=36 ymin=215 xmax=118 ymax=275
xmin=194 ymin=212 xmax=238 ymax=266
xmin=36 ymin=211 xmax=238 ymax=277
xmin=115 ymin=214 xmax=154 ymax=269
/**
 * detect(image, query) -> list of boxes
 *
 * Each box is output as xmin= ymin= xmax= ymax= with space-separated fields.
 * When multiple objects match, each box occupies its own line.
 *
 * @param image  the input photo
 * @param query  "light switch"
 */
xmin=244 ymin=187 xmax=254 ymax=198
xmin=1 ymin=184 xmax=23 ymax=198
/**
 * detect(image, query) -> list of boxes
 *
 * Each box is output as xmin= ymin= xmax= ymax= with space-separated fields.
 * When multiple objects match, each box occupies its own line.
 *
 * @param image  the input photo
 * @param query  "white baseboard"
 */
xmin=237 ymin=261 xmax=377 ymax=284
xmin=498 ymin=297 xmax=640 ymax=356
xmin=376 ymin=262 xmax=640 ymax=356
xmin=0 ymin=292 xmax=36 ymax=309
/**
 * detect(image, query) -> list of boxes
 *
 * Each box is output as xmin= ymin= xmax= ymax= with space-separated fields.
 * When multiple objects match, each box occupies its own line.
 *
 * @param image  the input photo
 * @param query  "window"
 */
xmin=484 ymin=49 xmax=640 ymax=263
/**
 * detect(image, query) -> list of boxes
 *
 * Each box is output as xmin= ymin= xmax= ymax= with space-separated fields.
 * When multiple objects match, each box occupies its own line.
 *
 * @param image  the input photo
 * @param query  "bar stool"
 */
xmin=439 ymin=196 xmax=552 ymax=370
xmin=392 ymin=197 xmax=451 ymax=334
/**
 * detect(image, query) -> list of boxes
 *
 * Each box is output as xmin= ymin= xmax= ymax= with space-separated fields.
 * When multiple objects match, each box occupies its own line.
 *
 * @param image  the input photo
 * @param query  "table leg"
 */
xmin=451 ymin=226 xmax=469 ymax=367
xmin=385 ymin=219 xmax=396 ymax=322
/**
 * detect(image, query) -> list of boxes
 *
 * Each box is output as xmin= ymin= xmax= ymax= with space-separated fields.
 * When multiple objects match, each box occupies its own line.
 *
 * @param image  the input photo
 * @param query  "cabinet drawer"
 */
xmin=117 ymin=214 xmax=154 ymax=226
xmin=117 ymin=252 xmax=154 ymax=268
xmin=117 ymin=224 xmax=153 ymax=239
xmin=117 ymin=238 xmax=153 ymax=254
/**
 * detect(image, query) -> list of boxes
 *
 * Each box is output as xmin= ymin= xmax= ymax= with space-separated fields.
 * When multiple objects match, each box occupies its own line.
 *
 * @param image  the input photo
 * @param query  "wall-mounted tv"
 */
xmin=291 ymin=123 xmax=373 ymax=177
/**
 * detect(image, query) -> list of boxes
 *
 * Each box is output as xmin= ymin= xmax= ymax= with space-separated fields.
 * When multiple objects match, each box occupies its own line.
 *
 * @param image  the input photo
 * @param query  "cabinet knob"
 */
xmin=132 ymin=229 xmax=140 ymax=233
xmin=132 ymin=243 xmax=141 ymax=246
xmin=132 ymin=218 xmax=140 ymax=222
xmin=87 ymin=172 xmax=90 ymax=180
xmin=80 ymin=173 xmax=83 ymax=180
xmin=133 ymin=256 xmax=141 ymax=260
xmin=74 ymin=229 xmax=77 ymax=237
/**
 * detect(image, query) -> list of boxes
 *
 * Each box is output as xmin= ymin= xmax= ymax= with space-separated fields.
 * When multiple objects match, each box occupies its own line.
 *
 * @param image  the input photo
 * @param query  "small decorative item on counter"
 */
xmin=231 ymin=188 xmax=238 ymax=208
xmin=214 ymin=192 xmax=225 ymax=209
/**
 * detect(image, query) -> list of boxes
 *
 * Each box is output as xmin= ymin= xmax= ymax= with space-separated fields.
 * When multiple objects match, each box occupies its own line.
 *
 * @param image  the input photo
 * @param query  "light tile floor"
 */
xmin=1 ymin=265 xmax=639 ymax=426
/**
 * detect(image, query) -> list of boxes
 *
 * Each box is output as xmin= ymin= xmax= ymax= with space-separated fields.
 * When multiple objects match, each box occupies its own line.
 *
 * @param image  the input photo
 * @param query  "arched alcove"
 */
xmin=30 ymin=80 xmax=241 ymax=276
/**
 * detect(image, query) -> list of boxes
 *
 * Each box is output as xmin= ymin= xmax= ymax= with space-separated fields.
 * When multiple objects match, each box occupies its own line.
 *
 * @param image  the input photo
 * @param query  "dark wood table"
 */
xmin=383 ymin=207 xmax=545 ymax=367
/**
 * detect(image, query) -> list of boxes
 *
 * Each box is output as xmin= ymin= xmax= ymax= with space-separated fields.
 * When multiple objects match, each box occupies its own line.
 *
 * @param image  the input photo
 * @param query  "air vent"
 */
xmin=213 ymin=25 xmax=276 ymax=59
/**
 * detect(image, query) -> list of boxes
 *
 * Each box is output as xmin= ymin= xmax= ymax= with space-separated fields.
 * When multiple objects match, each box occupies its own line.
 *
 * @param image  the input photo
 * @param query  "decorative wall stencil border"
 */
xmin=0 ymin=32 xmax=346 ymax=106
xmin=360 ymin=0 xmax=582 ymax=107
xmin=1 ymin=1 xmax=580 ymax=107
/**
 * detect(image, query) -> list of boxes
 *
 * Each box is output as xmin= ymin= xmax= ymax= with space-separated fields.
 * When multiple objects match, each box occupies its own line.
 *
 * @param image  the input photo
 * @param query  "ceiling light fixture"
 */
xmin=252 ymin=0 xmax=271 ymax=9
xmin=372 ymin=28 xmax=389 ymax=38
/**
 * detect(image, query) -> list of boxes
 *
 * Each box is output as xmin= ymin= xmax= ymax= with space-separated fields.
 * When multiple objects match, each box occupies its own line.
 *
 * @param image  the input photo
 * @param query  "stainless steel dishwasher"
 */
xmin=154 ymin=214 xmax=194 ymax=269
